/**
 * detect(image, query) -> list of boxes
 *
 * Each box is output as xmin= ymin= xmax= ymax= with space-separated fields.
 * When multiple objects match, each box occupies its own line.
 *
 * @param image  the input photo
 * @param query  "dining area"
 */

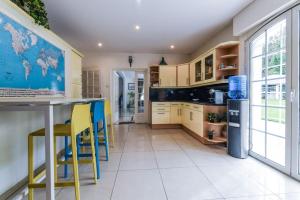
xmin=0 ymin=98 xmax=114 ymax=200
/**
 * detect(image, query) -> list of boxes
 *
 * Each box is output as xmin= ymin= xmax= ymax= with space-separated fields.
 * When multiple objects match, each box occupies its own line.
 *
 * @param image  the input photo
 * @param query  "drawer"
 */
xmin=190 ymin=104 xmax=203 ymax=112
xmin=152 ymin=102 xmax=170 ymax=107
xmin=184 ymin=103 xmax=191 ymax=109
xmin=152 ymin=106 xmax=170 ymax=112
xmin=152 ymin=112 xmax=170 ymax=124
xmin=170 ymin=102 xmax=181 ymax=106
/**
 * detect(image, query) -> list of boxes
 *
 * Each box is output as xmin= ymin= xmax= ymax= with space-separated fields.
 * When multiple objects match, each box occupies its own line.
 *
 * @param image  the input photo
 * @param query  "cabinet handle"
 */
xmin=157 ymin=113 xmax=165 ymax=115
xmin=157 ymin=108 xmax=165 ymax=110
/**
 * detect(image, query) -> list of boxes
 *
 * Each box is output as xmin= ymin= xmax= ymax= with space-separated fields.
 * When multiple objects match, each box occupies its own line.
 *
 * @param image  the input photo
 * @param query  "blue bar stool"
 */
xmin=64 ymin=100 xmax=109 ymax=179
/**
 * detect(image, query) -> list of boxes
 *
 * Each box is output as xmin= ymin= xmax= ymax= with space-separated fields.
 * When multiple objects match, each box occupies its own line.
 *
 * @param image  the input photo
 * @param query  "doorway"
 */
xmin=248 ymin=5 xmax=300 ymax=180
xmin=112 ymin=69 xmax=148 ymax=124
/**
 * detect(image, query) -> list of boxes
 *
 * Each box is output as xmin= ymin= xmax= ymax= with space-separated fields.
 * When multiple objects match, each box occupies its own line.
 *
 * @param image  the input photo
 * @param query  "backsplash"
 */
xmin=149 ymin=83 xmax=228 ymax=102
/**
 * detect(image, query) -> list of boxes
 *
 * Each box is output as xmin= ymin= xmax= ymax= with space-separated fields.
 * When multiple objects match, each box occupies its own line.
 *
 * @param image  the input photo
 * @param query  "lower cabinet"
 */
xmin=151 ymin=102 xmax=203 ymax=136
xmin=170 ymin=103 xmax=182 ymax=124
xmin=152 ymin=112 xmax=170 ymax=124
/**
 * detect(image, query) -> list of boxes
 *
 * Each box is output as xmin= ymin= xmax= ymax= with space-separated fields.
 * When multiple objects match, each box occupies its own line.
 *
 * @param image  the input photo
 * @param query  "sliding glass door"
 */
xmin=292 ymin=5 xmax=300 ymax=181
xmin=249 ymin=11 xmax=292 ymax=173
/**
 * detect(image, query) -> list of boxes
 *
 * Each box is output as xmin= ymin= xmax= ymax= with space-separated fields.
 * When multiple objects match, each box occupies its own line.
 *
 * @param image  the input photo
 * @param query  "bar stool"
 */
xmin=104 ymin=100 xmax=115 ymax=147
xmin=28 ymin=104 xmax=97 ymax=200
xmin=64 ymin=100 xmax=109 ymax=179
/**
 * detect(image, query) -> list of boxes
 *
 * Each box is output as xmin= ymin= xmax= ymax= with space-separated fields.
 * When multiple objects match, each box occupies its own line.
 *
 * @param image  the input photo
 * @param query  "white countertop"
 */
xmin=0 ymin=97 xmax=105 ymax=106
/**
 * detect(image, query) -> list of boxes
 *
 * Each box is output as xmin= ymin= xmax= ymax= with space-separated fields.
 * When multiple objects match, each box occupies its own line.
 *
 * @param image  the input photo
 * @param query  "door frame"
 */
xmin=246 ymin=10 xmax=292 ymax=175
xmin=291 ymin=4 xmax=300 ymax=181
xmin=110 ymin=68 xmax=148 ymax=124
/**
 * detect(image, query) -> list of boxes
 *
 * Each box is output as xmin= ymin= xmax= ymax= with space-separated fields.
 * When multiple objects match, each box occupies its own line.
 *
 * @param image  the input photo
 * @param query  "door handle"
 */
xmin=290 ymin=89 xmax=296 ymax=103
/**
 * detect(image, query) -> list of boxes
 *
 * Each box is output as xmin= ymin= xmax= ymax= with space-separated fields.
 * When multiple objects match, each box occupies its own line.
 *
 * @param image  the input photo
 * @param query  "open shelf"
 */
xmin=220 ymin=54 xmax=238 ymax=59
xmin=207 ymin=122 xmax=227 ymax=126
xmin=203 ymin=136 xmax=227 ymax=145
xmin=218 ymin=67 xmax=239 ymax=71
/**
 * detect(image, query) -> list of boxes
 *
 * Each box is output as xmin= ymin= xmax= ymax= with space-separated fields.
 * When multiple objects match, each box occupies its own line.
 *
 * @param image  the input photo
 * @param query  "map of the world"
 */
xmin=0 ymin=11 xmax=65 ymax=96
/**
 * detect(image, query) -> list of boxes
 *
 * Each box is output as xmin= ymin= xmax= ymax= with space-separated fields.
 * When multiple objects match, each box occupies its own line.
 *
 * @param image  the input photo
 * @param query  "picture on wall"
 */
xmin=0 ymin=11 xmax=65 ymax=97
xmin=128 ymin=83 xmax=135 ymax=90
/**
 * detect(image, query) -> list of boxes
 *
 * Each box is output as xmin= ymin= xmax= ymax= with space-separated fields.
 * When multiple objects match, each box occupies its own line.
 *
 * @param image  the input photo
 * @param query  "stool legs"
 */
xmin=28 ymin=135 xmax=34 ymax=200
xmin=64 ymin=136 xmax=69 ymax=178
xmin=71 ymin=136 xmax=80 ymax=200
xmin=89 ymin=126 xmax=97 ymax=184
xmin=103 ymin=118 xmax=109 ymax=161
xmin=93 ymin=123 xmax=100 ymax=179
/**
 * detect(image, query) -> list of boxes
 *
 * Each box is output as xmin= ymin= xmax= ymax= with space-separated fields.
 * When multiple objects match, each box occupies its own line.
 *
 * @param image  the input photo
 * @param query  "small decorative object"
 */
xmin=159 ymin=57 xmax=168 ymax=65
xmin=220 ymin=63 xmax=225 ymax=69
xmin=128 ymin=56 xmax=133 ymax=67
xmin=128 ymin=83 xmax=135 ymax=90
xmin=208 ymin=130 xmax=214 ymax=140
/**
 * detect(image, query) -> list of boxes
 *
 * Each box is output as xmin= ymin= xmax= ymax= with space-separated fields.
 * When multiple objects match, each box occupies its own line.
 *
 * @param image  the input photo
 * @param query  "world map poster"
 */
xmin=0 ymin=11 xmax=65 ymax=96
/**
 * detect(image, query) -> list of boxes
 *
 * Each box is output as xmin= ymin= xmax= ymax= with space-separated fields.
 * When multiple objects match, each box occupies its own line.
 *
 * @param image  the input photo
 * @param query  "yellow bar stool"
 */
xmin=104 ymin=100 xmax=115 ymax=147
xmin=28 ymin=103 xmax=97 ymax=200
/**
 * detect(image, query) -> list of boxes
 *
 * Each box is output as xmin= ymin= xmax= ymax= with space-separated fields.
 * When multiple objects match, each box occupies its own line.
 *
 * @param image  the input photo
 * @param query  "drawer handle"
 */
xmin=157 ymin=108 xmax=165 ymax=110
xmin=157 ymin=113 xmax=165 ymax=115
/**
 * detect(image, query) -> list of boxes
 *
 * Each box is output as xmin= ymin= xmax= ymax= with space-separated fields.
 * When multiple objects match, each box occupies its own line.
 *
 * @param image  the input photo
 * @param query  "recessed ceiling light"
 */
xmin=135 ymin=25 xmax=140 ymax=30
xmin=170 ymin=45 xmax=175 ymax=49
xmin=98 ymin=43 xmax=103 ymax=47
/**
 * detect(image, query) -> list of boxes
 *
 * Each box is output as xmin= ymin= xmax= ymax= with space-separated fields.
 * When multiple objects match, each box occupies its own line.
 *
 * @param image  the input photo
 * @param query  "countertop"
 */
xmin=150 ymin=100 xmax=227 ymax=106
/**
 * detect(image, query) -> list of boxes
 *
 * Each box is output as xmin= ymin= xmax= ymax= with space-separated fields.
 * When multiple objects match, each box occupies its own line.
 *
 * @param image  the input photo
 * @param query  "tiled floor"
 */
xmin=27 ymin=124 xmax=300 ymax=200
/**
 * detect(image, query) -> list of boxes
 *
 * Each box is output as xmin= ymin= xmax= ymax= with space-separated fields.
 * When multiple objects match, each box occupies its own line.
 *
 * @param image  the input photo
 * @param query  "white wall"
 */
xmin=233 ymin=0 xmax=298 ymax=36
xmin=82 ymin=53 xmax=190 ymax=99
xmin=191 ymin=23 xmax=239 ymax=60
xmin=0 ymin=0 xmax=79 ymax=194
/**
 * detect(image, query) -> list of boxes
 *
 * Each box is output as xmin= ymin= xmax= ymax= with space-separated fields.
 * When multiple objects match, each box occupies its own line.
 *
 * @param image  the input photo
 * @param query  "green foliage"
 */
xmin=10 ymin=0 xmax=50 ymax=29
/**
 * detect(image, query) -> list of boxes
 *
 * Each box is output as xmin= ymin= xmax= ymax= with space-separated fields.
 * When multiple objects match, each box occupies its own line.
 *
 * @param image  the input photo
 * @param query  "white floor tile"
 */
xmin=225 ymin=195 xmax=280 ymax=200
xmin=111 ymin=170 xmax=167 ymax=200
xmin=278 ymin=193 xmax=300 ymax=200
xmin=119 ymin=152 xmax=157 ymax=170
xmin=160 ymin=167 xmax=223 ymax=200
xmin=155 ymin=150 xmax=194 ymax=168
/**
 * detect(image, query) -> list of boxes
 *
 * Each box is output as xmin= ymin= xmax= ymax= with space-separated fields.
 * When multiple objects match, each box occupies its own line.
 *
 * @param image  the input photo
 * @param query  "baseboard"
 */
xmin=151 ymin=124 xmax=182 ymax=129
xmin=0 ymin=149 xmax=66 ymax=200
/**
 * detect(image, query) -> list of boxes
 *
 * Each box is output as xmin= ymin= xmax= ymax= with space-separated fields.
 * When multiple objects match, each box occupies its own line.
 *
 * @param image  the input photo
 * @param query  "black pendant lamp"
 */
xmin=159 ymin=57 xmax=168 ymax=65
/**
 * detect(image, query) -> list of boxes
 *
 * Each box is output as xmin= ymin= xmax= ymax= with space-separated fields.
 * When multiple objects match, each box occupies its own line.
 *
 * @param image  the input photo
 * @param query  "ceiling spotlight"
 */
xmin=98 ymin=43 xmax=103 ymax=47
xmin=135 ymin=25 xmax=140 ymax=30
xmin=170 ymin=45 xmax=175 ymax=49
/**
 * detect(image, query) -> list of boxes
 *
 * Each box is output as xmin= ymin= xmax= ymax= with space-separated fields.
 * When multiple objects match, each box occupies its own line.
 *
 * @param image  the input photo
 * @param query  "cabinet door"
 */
xmin=177 ymin=64 xmax=189 ymax=86
xmin=159 ymin=65 xmax=177 ymax=87
xmin=190 ymin=110 xmax=203 ymax=137
xmin=203 ymin=50 xmax=216 ymax=82
xmin=182 ymin=108 xmax=189 ymax=127
xmin=152 ymin=112 xmax=170 ymax=124
xmin=189 ymin=62 xmax=195 ymax=85
xmin=195 ymin=58 xmax=203 ymax=83
xmin=170 ymin=105 xmax=181 ymax=124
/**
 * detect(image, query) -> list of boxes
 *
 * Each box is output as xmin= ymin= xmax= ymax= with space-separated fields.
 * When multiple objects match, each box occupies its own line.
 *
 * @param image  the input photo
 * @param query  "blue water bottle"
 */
xmin=228 ymin=75 xmax=247 ymax=99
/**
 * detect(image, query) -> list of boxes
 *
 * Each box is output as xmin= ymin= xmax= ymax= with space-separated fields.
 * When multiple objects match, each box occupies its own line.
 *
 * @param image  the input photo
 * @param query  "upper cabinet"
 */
xmin=149 ymin=41 xmax=239 ymax=88
xmin=159 ymin=65 xmax=177 ymax=87
xmin=177 ymin=64 xmax=189 ymax=87
xmin=203 ymin=49 xmax=216 ymax=83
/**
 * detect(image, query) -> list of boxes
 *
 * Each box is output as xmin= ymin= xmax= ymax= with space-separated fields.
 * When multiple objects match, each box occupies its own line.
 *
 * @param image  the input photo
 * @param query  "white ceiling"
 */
xmin=43 ymin=0 xmax=253 ymax=54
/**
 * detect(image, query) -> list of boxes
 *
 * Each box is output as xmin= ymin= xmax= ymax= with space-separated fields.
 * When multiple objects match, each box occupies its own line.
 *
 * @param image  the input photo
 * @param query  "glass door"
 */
xmin=134 ymin=71 xmax=147 ymax=123
xmin=249 ymin=11 xmax=292 ymax=173
xmin=291 ymin=5 xmax=300 ymax=181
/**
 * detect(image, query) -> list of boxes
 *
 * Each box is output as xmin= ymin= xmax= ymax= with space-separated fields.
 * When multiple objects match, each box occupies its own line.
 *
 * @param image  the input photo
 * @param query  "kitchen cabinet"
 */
xmin=190 ymin=57 xmax=203 ymax=85
xmin=170 ymin=103 xmax=182 ymax=124
xmin=152 ymin=102 xmax=170 ymax=124
xmin=203 ymin=50 xmax=216 ymax=83
xmin=70 ymin=50 xmax=82 ymax=98
xmin=159 ymin=65 xmax=177 ymax=87
xmin=182 ymin=103 xmax=203 ymax=137
xmin=177 ymin=64 xmax=189 ymax=87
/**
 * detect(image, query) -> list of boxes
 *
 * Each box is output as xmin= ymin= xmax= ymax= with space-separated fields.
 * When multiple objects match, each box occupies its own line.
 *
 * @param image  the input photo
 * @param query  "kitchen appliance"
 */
xmin=214 ymin=90 xmax=224 ymax=104
xmin=227 ymin=99 xmax=249 ymax=159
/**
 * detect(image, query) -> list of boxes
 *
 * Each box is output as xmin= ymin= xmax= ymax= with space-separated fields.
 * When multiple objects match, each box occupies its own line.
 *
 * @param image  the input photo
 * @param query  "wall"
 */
xmin=191 ymin=23 xmax=239 ymax=60
xmin=0 ymin=0 xmax=80 ymax=195
xmin=82 ymin=53 xmax=190 ymax=99
xmin=233 ymin=0 xmax=298 ymax=36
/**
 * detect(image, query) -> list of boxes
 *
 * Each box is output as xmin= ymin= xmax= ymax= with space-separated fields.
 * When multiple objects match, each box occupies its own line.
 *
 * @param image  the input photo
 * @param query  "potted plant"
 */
xmin=208 ymin=129 xmax=215 ymax=139
xmin=207 ymin=113 xmax=217 ymax=123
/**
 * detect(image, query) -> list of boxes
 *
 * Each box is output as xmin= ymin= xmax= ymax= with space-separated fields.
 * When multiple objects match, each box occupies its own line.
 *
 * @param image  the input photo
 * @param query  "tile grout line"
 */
xmin=109 ymin=124 xmax=129 ymax=200
xmin=148 ymin=129 xmax=169 ymax=200
xmin=171 ymin=133 xmax=226 ymax=200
